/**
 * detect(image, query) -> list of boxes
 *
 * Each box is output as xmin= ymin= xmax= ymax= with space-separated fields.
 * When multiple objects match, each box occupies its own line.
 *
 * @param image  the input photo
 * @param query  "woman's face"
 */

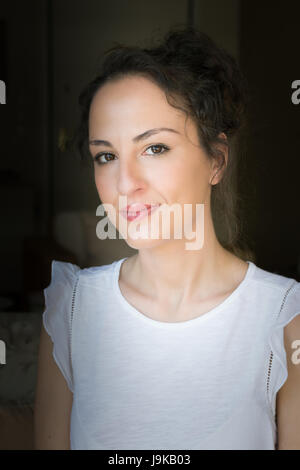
xmin=88 ymin=75 xmax=217 ymax=250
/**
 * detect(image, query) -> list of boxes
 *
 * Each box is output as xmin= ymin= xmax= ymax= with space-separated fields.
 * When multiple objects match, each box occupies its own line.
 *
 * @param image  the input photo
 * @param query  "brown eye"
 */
xmin=103 ymin=154 xmax=115 ymax=161
xmin=94 ymin=153 xmax=116 ymax=165
xmin=145 ymin=144 xmax=170 ymax=156
xmin=151 ymin=145 xmax=163 ymax=153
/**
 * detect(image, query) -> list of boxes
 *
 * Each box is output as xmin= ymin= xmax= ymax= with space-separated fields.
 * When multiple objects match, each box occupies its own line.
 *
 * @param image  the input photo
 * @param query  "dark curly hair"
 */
xmin=72 ymin=26 xmax=255 ymax=262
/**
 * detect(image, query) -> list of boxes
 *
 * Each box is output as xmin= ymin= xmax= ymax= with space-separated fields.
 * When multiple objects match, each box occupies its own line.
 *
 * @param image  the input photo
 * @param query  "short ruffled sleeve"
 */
xmin=42 ymin=260 xmax=81 ymax=393
xmin=267 ymin=280 xmax=300 ymax=420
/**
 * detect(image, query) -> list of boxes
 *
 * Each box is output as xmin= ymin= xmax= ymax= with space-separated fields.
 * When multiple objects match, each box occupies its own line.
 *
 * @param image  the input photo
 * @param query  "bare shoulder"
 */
xmin=34 ymin=323 xmax=73 ymax=450
xmin=276 ymin=313 xmax=300 ymax=450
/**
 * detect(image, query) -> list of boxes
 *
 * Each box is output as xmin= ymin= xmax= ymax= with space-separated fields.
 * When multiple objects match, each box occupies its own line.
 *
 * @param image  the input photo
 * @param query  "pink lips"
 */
xmin=119 ymin=204 xmax=160 ymax=222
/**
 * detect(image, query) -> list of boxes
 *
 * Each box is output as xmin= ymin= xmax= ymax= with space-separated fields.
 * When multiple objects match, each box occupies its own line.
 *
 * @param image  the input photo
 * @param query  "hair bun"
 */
xmin=149 ymin=27 xmax=249 ymax=137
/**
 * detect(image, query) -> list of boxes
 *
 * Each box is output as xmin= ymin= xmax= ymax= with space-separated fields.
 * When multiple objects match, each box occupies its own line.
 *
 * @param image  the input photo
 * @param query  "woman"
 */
xmin=34 ymin=27 xmax=300 ymax=450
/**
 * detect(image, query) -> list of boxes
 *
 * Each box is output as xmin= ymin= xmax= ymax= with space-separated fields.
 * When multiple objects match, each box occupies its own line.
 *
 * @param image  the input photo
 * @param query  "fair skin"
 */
xmin=34 ymin=323 xmax=73 ymax=449
xmin=88 ymin=74 xmax=300 ymax=448
xmin=276 ymin=314 xmax=300 ymax=449
xmin=89 ymin=74 xmax=248 ymax=322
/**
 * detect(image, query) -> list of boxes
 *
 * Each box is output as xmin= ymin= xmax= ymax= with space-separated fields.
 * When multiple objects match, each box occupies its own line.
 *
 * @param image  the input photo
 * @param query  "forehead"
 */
xmin=89 ymin=75 xmax=185 ymax=129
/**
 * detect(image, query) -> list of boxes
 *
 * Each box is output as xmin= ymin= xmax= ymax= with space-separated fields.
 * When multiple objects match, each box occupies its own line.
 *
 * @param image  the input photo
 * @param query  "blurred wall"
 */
xmin=194 ymin=0 xmax=239 ymax=59
xmin=239 ymin=1 xmax=300 ymax=274
xmin=0 ymin=0 xmax=47 ymax=294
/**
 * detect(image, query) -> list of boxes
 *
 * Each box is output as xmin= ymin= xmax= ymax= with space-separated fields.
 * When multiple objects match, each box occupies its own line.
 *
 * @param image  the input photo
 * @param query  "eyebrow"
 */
xmin=89 ymin=127 xmax=180 ymax=147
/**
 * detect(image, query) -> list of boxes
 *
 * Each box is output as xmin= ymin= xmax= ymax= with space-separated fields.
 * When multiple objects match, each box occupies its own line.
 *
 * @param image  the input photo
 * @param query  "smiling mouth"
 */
xmin=119 ymin=204 xmax=160 ymax=222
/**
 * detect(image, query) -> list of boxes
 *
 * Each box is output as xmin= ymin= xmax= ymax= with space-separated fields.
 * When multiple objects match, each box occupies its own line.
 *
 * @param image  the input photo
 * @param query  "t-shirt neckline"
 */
xmin=112 ymin=257 xmax=256 ymax=328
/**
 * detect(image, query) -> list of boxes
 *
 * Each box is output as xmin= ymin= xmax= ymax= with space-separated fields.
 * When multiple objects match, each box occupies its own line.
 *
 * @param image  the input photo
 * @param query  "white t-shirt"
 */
xmin=42 ymin=257 xmax=300 ymax=450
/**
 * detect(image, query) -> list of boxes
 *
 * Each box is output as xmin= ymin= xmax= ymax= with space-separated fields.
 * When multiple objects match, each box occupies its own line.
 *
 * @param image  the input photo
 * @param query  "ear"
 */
xmin=209 ymin=132 xmax=228 ymax=185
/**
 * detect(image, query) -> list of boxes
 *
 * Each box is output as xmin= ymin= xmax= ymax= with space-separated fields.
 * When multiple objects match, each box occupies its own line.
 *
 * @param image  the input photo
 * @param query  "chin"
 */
xmin=116 ymin=218 xmax=183 ymax=250
xmin=122 ymin=235 xmax=165 ymax=250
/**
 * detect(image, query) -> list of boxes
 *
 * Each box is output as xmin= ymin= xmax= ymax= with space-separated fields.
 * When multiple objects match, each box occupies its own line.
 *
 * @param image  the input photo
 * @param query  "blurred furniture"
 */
xmin=0 ymin=313 xmax=42 ymax=450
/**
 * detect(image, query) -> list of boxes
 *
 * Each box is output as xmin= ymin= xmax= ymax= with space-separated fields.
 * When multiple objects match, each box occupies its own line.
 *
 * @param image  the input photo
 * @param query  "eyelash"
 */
xmin=92 ymin=143 xmax=170 ymax=166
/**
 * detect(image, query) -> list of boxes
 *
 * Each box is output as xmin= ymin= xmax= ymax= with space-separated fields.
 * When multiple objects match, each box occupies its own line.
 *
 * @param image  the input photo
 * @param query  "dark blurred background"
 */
xmin=1 ymin=0 xmax=300 ymax=313
xmin=0 ymin=0 xmax=299 ymax=449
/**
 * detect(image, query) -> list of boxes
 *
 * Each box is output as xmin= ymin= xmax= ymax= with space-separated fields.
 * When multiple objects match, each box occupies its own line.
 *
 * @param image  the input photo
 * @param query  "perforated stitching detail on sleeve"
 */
xmin=266 ymin=280 xmax=298 ymax=423
xmin=70 ymin=272 xmax=80 ymax=390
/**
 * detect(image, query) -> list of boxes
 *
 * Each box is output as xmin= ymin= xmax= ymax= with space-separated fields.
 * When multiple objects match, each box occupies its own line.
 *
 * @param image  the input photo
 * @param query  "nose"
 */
xmin=116 ymin=157 xmax=147 ymax=198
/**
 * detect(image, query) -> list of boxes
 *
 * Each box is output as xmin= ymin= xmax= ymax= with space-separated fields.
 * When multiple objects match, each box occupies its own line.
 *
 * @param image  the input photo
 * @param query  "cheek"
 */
xmin=168 ymin=158 xmax=209 ymax=203
xmin=153 ymin=164 xmax=180 ymax=200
